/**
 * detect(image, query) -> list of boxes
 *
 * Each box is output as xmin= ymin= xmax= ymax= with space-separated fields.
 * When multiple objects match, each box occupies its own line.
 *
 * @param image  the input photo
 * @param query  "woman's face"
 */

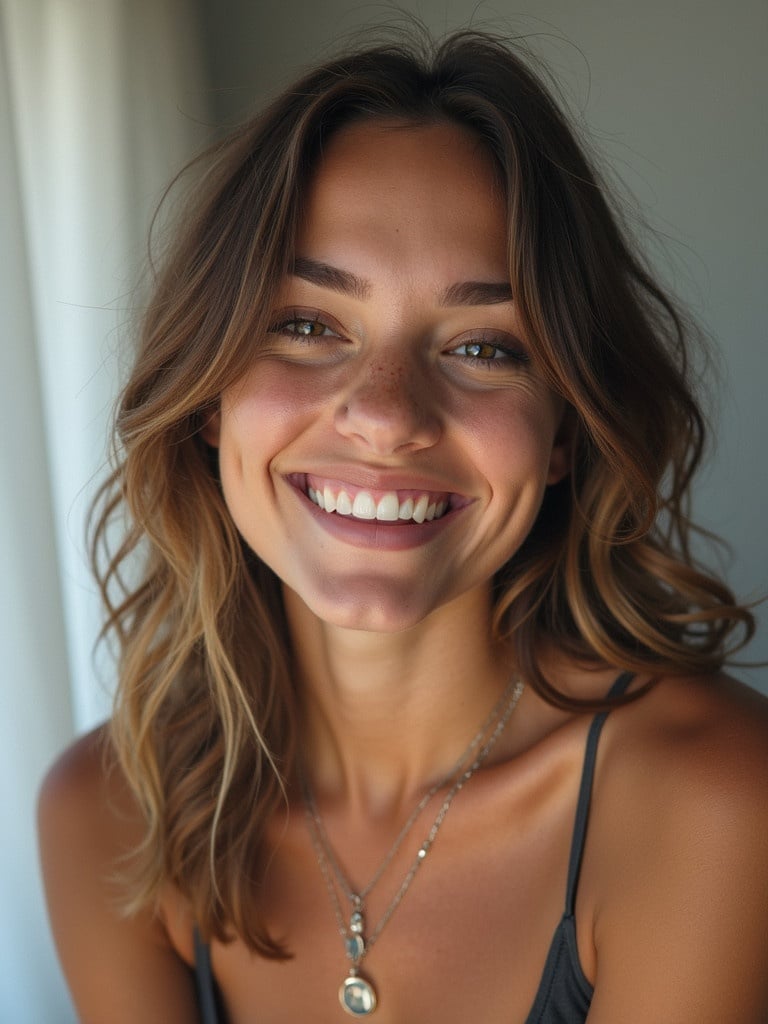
xmin=205 ymin=120 xmax=570 ymax=633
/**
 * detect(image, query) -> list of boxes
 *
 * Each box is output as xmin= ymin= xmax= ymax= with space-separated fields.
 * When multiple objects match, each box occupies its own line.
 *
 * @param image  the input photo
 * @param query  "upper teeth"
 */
xmin=307 ymin=485 xmax=448 ymax=524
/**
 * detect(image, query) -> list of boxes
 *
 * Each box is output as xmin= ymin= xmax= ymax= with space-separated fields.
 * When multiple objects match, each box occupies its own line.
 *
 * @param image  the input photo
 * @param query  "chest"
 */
xmin=204 ymin=779 xmax=589 ymax=1024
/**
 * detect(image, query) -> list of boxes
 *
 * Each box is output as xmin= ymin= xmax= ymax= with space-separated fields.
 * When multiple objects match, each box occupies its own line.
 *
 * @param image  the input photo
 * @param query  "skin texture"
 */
xmin=39 ymin=122 xmax=768 ymax=1023
xmin=206 ymin=121 xmax=568 ymax=636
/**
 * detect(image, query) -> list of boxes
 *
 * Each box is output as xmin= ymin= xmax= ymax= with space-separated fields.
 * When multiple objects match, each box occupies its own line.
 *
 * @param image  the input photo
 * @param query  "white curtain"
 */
xmin=0 ymin=1 xmax=208 ymax=1018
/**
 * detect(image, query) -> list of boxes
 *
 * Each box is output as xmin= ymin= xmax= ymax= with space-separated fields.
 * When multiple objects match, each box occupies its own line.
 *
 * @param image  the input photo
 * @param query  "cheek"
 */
xmin=215 ymin=367 xmax=333 ymax=546
xmin=229 ymin=366 xmax=322 ymax=430
xmin=219 ymin=368 xmax=322 ymax=465
xmin=456 ymin=390 xmax=561 ymax=486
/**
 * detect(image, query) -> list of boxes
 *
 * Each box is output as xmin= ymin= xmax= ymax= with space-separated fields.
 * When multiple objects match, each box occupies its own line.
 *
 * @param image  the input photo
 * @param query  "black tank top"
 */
xmin=193 ymin=671 xmax=634 ymax=1023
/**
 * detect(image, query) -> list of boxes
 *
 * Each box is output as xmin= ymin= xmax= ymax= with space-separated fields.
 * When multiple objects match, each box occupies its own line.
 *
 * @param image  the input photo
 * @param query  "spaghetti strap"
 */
xmin=564 ymin=671 xmax=634 ymax=915
xmin=194 ymin=925 xmax=220 ymax=1024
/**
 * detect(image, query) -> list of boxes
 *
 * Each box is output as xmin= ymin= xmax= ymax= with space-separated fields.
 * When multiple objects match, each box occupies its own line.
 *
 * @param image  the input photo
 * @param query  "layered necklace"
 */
xmin=301 ymin=675 xmax=524 ymax=1017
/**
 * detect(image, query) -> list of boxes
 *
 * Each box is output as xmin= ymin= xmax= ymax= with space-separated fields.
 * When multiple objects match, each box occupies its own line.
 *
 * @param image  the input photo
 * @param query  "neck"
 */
xmin=284 ymin=583 xmax=520 ymax=819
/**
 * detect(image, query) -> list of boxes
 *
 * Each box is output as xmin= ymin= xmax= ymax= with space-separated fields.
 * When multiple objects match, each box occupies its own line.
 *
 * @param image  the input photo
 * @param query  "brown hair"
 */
xmin=91 ymin=29 xmax=754 ymax=954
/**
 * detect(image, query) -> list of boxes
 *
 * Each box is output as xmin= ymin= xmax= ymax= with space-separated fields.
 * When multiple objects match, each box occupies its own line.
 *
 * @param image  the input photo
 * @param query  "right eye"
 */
xmin=278 ymin=319 xmax=330 ymax=337
xmin=268 ymin=311 xmax=341 ymax=340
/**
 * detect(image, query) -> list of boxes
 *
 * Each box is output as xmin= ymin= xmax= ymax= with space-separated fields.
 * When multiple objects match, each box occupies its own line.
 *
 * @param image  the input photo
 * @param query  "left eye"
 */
xmin=449 ymin=340 xmax=528 ymax=365
xmin=457 ymin=341 xmax=502 ymax=360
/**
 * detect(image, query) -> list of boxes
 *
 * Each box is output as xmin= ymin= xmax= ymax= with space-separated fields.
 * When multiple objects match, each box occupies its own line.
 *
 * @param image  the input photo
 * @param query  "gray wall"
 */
xmin=196 ymin=0 xmax=767 ymax=690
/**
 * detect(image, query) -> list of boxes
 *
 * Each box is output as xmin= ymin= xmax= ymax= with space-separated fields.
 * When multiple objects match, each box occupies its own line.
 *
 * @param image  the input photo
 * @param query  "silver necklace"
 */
xmin=302 ymin=676 xmax=524 ymax=1017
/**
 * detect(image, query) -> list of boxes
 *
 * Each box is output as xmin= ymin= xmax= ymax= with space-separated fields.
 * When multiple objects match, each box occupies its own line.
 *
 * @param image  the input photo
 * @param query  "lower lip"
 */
xmin=291 ymin=485 xmax=465 ymax=551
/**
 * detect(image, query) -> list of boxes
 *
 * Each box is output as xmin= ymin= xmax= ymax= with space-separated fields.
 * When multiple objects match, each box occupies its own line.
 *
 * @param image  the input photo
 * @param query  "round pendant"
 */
xmin=339 ymin=973 xmax=377 ymax=1016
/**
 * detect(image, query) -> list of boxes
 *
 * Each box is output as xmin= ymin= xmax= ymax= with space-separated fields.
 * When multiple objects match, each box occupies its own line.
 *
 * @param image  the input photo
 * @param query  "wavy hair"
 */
xmin=91 ymin=29 xmax=754 ymax=954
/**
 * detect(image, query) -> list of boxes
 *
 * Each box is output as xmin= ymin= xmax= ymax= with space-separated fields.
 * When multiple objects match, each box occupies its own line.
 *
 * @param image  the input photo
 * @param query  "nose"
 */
xmin=333 ymin=358 xmax=442 ymax=455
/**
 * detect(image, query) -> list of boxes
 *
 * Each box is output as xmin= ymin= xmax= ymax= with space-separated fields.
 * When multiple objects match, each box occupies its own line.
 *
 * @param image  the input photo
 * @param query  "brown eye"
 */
xmin=294 ymin=320 xmax=326 ymax=337
xmin=464 ymin=341 xmax=498 ymax=360
xmin=269 ymin=316 xmax=336 ymax=339
xmin=448 ymin=338 xmax=529 ymax=366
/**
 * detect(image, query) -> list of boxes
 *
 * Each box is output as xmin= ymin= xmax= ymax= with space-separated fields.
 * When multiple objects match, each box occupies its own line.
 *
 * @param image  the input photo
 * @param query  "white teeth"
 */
xmin=307 ymin=484 xmax=450 ymax=523
xmin=376 ymin=493 xmax=400 ymax=521
xmin=336 ymin=490 xmax=353 ymax=515
xmin=308 ymin=485 xmax=325 ymax=510
xmin=412 ymin=495 xmax=429 ymax=524
xmin=352 ymin=491 xmax=377 ymax=519
xmin=398 ymin=497 xmax=414 ymax=520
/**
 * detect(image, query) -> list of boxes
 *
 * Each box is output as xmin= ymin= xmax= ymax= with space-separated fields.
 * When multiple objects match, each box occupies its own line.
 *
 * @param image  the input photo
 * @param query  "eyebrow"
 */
xmin=292 ymin=257 xmax=371 ymax=300
xmin=440 ymin=280 xmax=514 ymax=306
xmin=291 ymin=256 xmax=513 ymax=306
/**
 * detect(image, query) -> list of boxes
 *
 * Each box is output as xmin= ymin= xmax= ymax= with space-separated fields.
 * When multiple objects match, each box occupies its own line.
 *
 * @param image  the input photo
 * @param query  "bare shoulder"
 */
xmin=603 ymin=673 xmax=768 ymax=825
xmin=38 ymin=727 xmax=200 ymax=1023
xmin=40 ymin=724 xmax=130 ymax=841
xmin=38 ymin=725 xmax=147 ymax=920
xmin=584 ymin=674 xmax=768 ymax=1023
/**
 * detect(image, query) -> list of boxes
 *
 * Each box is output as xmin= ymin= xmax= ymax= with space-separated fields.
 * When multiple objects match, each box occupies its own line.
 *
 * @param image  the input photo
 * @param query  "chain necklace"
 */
xmin=302 ymin=676 xmax=524 ymax=1017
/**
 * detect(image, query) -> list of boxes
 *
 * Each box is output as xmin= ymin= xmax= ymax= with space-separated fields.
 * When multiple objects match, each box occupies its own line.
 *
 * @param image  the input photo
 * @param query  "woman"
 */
xmin=39 ymin=30 xmax=768 ymax=1023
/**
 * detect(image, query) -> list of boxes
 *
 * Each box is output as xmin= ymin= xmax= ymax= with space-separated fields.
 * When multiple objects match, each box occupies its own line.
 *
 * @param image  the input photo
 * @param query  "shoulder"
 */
xmin=38 ymin=725 xmax=150 ymax=896
xmin=38 ymin=726 xmax=199 ymax=1022
xmin=584 ymin=674 xmax=768 ymax=1022
xmin=39 ymin=724 xmax=125 ymax=835
xmin=601 ymin=673 xmax=768 ymax=827
xmin=596 ymin=673 xmax=768 ymax=918
xmin=38 ymin=725 xmax=135 ymax=890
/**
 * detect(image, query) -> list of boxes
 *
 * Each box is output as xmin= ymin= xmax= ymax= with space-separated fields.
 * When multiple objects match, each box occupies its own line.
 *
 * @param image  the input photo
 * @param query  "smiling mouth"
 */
xmin=300 ymin=475 xmax=460 ymax=524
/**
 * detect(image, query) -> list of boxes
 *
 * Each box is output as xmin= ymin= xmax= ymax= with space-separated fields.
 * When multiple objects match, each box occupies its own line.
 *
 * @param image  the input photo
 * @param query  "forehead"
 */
xmin=296 ymin=120 xmax=509 ymax=283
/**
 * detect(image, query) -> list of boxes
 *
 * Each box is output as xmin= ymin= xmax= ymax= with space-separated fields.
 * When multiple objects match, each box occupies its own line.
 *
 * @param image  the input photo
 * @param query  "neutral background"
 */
xmin=1 ymin=0 xmax=765 ymax=1019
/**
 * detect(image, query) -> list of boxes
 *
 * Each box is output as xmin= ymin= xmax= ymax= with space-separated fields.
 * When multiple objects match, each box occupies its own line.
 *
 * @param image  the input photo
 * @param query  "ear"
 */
xmin=199 ymin=407 xmax=221 ymax=448
xmin=546 ymin=404 xmax=576 ymax=485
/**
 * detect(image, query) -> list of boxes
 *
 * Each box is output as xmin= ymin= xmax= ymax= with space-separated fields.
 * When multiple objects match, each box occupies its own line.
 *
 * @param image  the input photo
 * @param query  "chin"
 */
xmin=289 ymin=574 xmax=450 ymax=635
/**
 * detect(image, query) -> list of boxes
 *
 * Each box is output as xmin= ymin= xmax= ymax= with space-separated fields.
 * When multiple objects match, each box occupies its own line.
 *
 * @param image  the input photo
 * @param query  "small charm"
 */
xmin=345 ymin=933 xmax=365 ymax=961
xmin=339 ymin=971 xmax=377 ymax=1016
xmin=350 ymin=909 xmax=365 ymax=934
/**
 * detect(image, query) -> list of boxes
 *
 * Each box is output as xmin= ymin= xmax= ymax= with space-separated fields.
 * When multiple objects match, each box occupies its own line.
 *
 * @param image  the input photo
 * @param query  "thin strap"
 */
xmin=564 ymin=671 xmax=634 ymax=915
xmin=193 ymin=925 xmax=220 ymax=1024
